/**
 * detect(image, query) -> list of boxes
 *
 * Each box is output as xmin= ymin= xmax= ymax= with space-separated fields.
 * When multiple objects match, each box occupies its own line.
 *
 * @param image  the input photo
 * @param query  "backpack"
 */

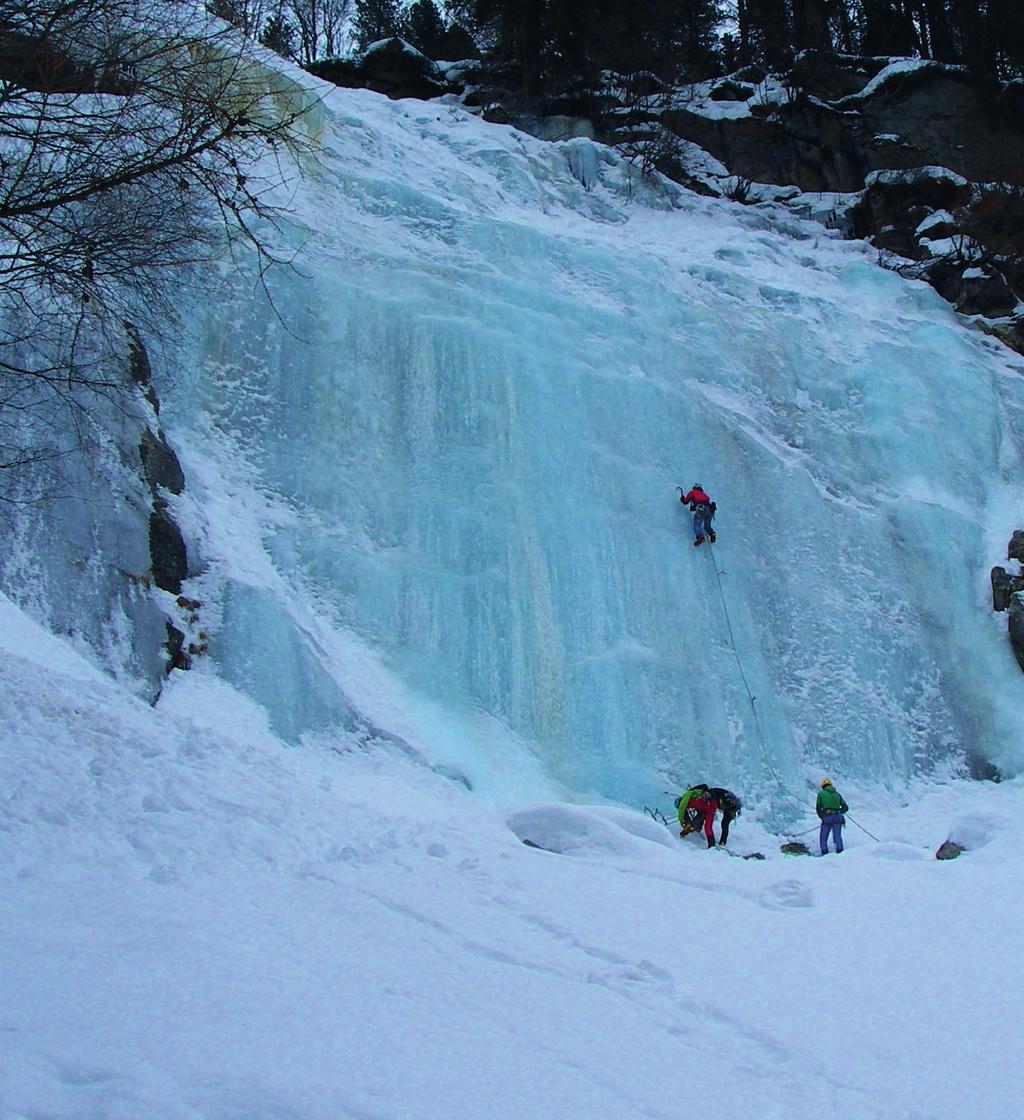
xmin=711 ymin=788 xmax=742 ymax=815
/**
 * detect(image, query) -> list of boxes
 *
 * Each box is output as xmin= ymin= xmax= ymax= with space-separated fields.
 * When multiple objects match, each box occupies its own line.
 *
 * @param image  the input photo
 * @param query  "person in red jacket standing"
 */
xmin=679 ymin=483 xmax=717 ymax=547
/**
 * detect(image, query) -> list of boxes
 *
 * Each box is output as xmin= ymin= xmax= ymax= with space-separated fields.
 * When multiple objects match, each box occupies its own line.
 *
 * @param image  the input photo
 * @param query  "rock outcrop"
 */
xmin=991 ymin=531 xmax=1024 ymax=673
xmin=991 ymin=565 xmax=1024 ymax=612
xmin=1009 ymin=592 xmax=1024 ymax=673
xmin=307 ymin=38 xmax=453 ymax=101
xmin=935 ymin=840 xmax=964 ymax=860
xmin=125 ymin=325 xmax=198 ymax=672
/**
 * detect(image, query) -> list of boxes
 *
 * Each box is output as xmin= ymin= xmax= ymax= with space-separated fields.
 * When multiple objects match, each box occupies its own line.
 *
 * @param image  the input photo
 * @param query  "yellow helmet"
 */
xmin=820 ymin=778 xmax=832 ymax=788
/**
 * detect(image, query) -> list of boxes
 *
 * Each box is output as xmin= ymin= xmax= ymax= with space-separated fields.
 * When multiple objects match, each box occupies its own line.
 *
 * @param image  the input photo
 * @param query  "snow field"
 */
xmin=1 ymin=593 xmax=1021 ymax=1120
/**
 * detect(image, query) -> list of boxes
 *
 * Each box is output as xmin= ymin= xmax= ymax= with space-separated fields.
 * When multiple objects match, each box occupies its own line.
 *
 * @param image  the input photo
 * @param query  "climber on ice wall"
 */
xmin=678 ymin=483 xmax=716 ymax=547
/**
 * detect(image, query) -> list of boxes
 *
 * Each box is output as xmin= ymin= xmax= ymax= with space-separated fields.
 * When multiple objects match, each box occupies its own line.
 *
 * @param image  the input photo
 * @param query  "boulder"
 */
xmin=965 ymin=752 xmax=1000 ymax=781
xmin=935 ymin=840 xmax=964 ymax=860
xmin=957 ymin=265 xmax=1018 ymax=317
xmin=621 ymin=70 xmax=670 ymax=98
xmin=305 ymin=56 xmax=363 ymax=89
xmin=359 ymin=38 xmax=447 ymax=100
xmin=709 ymin=80 xmax=754 ymax=102
xmin=780 ymin=841 xmax=813 ymax=856
xmin=991 ymin=566 xmax=1024 ymax=611
xmin=982 ymin=316 xmax=1024 ymax=356
xmin=307 ymin=39 xmax=450 ymax=101
xmin=660 ymin=102 xmax=868 ymax=193
xmin=922 ymin=258 xmax=967 ymax=303
xmin=1009 ymin=530 xmax=1024 ymax=564
xmin=915 ymin=209 xmax=957 ymax=242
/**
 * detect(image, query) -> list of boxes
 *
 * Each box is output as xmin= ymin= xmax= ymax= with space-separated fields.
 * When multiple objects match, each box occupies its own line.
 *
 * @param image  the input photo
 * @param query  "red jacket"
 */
xmin=689 ymin=795 xmax=718 ymax=840
xmin=681 ymin=488 xmax=711 ymax=507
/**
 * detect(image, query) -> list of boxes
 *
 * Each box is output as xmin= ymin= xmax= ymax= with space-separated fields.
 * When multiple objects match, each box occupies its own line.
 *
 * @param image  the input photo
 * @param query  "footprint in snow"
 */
xmin=759 ymin=879 xmax=814 ymax=910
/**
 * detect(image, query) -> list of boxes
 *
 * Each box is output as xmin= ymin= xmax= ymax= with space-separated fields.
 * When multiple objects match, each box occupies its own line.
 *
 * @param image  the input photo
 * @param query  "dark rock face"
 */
xmin=850 ymin=169 xmax=971 ymax=249
xmin=991 ymin=567 xmax=1024 ymax=611
xmin=140 ymin=428 xmax=185 ymax=496
xmin=789 ymin=50 xmax=888 ymax=100
xmin=1008 ymin=592 xmax=1024 ymax=672
xmin=842 ymin=157 xmax=1023 ymax=352
xmin=149 ymin=509 xmax=188 ymax=594
xmin=991 ymin=532 xmax=1024 ymax=680
xmin=125 ymin=320 xmax=160 ymax=413
xmin=307 ymin=38 xmax=451 ymax=101
xmin=935 ymin=840 xmax=964 ymax=860
xmin=126 ymin=326 xmax=195 ymax=672
xmin=958 ymin=266 xmax=1017 ymax=317
xmin=661 ymin=102 xmax=867 ymax=194
xmin=165 ymin=621 xmax=191 ymax=672
xmin=850 ymin=68 xmax=1024 ymax=185
xmin=661 ymin=64 xmax=1024 ymax=196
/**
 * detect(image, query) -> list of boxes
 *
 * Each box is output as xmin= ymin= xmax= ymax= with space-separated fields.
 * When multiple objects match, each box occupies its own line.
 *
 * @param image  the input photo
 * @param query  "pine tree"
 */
xmin=260 ymin=11 xmax=297 ymax=57
xmin=403 ymin=0 xmax=447 ymax=58
xmin=352 ymin=0 xmax=402 ymax=52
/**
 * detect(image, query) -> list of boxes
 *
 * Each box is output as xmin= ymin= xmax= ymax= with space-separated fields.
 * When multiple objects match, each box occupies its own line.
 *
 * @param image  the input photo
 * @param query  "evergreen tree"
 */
xmin=860 ymin=0 xmax=920 ymax=56
xmin=352 ymin=0 xmax=401 ymax=51
xmin=402 ymin=0 xmax=447 ymax=58
xmin=260 ymin=10 xmax=298 ymax=56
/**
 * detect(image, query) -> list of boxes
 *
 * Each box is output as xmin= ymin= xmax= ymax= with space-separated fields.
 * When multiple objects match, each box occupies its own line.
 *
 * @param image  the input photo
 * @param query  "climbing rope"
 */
xmin=705 ymin=535 xmax=879 ymax=843
xmin=705 ymin=536 xmax=807 ymax=814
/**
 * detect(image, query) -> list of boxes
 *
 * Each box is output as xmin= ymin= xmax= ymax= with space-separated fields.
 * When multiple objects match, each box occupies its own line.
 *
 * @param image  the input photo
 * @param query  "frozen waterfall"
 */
xmin=20 ymin=74 xmax=1024 ymax=810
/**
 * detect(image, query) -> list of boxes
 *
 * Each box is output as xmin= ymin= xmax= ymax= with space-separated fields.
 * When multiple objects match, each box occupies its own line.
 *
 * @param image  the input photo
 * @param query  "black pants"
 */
xmin=719 ymin=810 xmax=736 ymax=846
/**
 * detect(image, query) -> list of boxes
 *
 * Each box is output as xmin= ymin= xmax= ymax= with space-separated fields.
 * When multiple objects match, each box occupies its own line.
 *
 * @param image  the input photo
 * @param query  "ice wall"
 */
xmin=157 ymin=80 xmax=1024 ymax=806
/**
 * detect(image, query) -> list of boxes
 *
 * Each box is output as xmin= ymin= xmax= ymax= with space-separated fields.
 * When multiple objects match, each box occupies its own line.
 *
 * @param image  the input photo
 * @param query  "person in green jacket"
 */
xmin=816 ymin=778 xmax=849 ymax=854
xmin=675 ymin=784 xmax=717 ymax=847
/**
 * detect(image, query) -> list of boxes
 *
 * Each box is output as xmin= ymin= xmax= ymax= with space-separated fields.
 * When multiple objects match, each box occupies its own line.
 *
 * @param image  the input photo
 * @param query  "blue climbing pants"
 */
xmin=693 ymin=507 xmax=714 ymax=541
xmin=819 ymin=812 xmax=845 ymax=854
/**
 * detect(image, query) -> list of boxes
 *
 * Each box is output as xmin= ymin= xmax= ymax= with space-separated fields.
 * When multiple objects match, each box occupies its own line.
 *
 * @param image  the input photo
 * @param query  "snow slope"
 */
xmin=1 ymin=593 xmax=1021 ymax=1120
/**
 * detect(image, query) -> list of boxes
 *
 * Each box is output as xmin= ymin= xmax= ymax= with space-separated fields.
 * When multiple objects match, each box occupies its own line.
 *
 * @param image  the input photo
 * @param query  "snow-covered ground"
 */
xmin=1 ymin=593 xmax=1020 ymax=1120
